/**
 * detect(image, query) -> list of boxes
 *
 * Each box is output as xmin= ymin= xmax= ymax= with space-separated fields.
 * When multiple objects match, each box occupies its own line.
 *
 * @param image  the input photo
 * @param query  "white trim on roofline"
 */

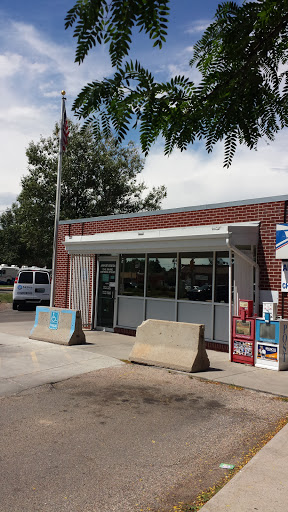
xmin=64 ymin=222 xmax=259 ymax=255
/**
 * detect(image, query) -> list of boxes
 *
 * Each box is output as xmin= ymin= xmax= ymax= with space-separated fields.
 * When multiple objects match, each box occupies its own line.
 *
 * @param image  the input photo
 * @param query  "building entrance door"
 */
xmin=96 ymin=258 xmax=117 ymax=330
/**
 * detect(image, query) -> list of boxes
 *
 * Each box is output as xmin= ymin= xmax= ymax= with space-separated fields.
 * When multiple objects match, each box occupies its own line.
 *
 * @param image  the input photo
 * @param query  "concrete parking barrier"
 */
xmin=129 ymin=319 xmax=210 ymax=372
xmin=29 ymin=306 xmax=86 ymax=346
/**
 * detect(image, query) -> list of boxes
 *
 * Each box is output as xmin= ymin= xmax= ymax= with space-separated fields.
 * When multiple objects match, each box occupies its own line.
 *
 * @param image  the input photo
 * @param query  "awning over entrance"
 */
xmin=64 ymin=222 xmax=259 ymax=254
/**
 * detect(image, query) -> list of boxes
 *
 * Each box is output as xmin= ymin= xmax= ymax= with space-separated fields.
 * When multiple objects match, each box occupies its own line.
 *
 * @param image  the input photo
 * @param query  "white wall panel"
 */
xmin=177 ymin=302 xmax=213 ymax=340
xmin=146 ymin=299 xmax=176 ymax=321
xmin=117 ymin=296 xmax=144 ymax=328
xmin=214 ymin=304 xmax=229 ymax=342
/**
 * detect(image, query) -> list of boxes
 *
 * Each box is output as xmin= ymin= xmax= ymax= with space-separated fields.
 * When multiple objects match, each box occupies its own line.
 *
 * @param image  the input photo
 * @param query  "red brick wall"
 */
xmin=55 ymin=199 xmax=288 ymax=324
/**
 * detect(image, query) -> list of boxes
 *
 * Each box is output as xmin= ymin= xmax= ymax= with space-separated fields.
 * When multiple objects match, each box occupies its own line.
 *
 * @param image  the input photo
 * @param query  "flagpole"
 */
xmin=50 ymin=91 xmax=66 ymax=307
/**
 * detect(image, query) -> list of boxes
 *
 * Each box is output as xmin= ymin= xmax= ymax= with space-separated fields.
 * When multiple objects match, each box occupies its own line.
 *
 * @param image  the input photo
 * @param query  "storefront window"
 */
xmin=119 ymin=251 xmax=230 ymax=303
xmin=215 ymin=252 xmax=229 ymax=303
xmin=179 ymin=253 xmax=213 ymax=301
xmin=119 ymin=255 xmax=145 ymax=296
xmin=147 ymin=254 xmax=177 ymax=299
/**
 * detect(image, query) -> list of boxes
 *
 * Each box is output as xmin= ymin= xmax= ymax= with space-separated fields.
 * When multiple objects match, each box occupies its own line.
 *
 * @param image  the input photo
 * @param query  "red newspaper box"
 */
xmin=239 ymin=299 xmax=253 ymax=319
xmin=231 ymin=300 xmax=255 ymax=365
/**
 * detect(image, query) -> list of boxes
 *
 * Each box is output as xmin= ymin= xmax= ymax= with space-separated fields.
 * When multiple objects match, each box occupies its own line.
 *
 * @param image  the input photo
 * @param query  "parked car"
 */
xmin=187 ymin=283 xmax=212 ymax=301
xmin=13 ymin=267 xmax=51 ymax=310
xmin=0 ymin=264 xmax=19 ymax=285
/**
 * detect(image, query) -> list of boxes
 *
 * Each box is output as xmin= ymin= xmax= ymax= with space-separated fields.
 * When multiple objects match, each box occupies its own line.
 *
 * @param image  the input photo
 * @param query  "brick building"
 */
xmin=54 ymin=195 xmax=288 ymax=351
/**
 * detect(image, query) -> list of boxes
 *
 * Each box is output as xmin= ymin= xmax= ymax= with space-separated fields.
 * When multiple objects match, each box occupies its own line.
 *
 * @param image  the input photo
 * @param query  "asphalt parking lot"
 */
xmin=1 ymin=308 xmax=288 ymax=512
xmin=0 ymin=306 xmax=36 ymax=335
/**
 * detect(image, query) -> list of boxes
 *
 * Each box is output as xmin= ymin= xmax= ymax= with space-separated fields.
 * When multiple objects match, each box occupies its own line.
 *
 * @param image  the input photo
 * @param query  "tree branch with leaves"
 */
xmin=66 ymin=0 xmax=288 ymax=167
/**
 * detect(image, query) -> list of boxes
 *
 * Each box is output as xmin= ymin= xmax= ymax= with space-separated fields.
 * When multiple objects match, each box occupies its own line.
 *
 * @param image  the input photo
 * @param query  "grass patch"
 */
xmin=180 ymin=482 xmax=224 ymax=511
xmin=228 ymin=384 xmax=243 ymax=391
xmin=0 ymin=292 xmax=13 ymax=303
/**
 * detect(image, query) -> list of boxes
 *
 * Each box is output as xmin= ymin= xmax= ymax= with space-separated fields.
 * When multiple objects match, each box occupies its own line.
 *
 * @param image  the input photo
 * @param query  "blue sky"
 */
xmin=1 ymin=0 xmax=287 ymax=215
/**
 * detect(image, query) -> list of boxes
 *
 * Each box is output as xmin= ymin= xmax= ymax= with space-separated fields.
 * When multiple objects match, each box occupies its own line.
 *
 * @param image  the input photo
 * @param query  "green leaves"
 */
xmin=191 ymin=0 xmax=288 ymax=166
xmin=67 ymin=0 xmax=288 ymax=167
xmin=65 ymin=0 xmax=169 ymax=67
xmin=72 ymin=60 xmax=196 ymax=157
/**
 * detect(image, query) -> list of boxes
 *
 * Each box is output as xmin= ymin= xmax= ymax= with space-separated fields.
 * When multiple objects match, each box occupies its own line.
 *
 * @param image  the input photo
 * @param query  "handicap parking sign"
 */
xmin=49 ymin=310 xmax=59 ymax=330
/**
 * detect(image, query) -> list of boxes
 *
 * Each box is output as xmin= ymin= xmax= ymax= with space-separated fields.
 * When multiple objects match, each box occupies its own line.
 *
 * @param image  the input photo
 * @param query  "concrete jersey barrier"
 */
xmin=129 ymin=319 xmax=210 ymax=372
xmin=29 ymin=306 xmax=86 ymax=346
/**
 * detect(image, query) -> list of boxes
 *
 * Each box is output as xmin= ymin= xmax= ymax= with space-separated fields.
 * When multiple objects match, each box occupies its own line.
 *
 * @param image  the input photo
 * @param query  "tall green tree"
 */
xmin=0 ymin=204 xmax=27 ymax=266
xmin=66 ymin=0 xmax=288 ymax=166
xmin=0 ymin=122 xmax=166 ymax=267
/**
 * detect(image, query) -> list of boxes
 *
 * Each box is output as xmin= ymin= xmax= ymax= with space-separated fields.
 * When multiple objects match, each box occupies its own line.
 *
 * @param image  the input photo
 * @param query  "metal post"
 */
xmin=50 ymin=91 xmax=66 ymax=307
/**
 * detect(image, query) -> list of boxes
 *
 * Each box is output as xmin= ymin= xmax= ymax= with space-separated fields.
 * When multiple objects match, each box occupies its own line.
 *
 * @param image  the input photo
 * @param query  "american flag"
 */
xmin=62 ymin=106 xmax=69 ymax=152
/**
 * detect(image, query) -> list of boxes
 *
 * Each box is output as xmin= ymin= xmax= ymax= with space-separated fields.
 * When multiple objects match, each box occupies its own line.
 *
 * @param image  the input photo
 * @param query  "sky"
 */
xmin=1 ymin=0 xmax=288 ymax=216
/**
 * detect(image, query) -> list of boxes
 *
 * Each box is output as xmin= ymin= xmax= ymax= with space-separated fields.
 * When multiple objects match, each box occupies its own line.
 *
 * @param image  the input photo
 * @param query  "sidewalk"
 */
xmin=3 ymin=327 xmax=288 ymax=398
xmin=0 ymin=330 xmax=134 ymax=397
xmin=191 ymin=349 xmax=288 ymax=397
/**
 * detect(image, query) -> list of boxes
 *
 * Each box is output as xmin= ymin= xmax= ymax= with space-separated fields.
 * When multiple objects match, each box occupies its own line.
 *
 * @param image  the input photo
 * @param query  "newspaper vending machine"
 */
xmin=231 ymin=300 xmax=255 ymax=365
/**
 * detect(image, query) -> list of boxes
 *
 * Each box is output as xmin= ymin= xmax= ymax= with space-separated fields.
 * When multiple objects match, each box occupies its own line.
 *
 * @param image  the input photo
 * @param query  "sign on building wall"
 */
xmin=276 ymin=224 xmax=288 ymax=259
xmin=281 ymin=261 xmax=288 ymax=292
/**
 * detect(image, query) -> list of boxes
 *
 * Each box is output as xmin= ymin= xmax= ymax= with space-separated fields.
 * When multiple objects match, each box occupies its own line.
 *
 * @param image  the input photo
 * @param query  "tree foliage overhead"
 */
xmin=65 ymin=0 xmax=169 ymax=66
xmin=0 ymin=122 xmax=166 ymax=267
xmin=66 ymin=0 xmax=288 ymax=167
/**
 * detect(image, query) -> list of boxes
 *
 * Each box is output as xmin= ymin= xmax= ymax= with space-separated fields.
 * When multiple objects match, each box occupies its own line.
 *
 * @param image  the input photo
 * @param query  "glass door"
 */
xmin=96 ymin=258 xmax=117 ymax=330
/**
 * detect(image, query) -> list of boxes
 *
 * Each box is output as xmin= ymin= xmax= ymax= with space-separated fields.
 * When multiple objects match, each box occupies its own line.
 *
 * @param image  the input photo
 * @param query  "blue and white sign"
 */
xmin=276 ymin=224 xmax=288 ymax=259
xmin=49 ymin=310 xmax=59 ymax=330
xmin=281 ymin=261 xmax=288 ymax=292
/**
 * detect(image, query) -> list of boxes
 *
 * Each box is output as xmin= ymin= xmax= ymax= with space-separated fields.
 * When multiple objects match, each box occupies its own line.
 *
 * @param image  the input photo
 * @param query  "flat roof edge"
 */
xmin=59 ymin=194 xmax=288 ymax=226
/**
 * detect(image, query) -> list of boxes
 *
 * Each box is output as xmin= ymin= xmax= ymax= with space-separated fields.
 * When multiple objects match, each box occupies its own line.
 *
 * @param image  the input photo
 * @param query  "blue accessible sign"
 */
xmin=49 ymin=310 xmax=59 ymax=330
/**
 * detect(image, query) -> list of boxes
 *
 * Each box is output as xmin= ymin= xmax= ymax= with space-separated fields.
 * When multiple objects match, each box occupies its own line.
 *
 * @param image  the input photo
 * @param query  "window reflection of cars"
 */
xmin=187 ymin=283 xmax=228 ymax=302
xmin=215 ymin=285 xmax=229 ymax=303
xmin=124 ymin=281 xmax=139 ymax=292
xmin=184 ymin=284 xmax=198 ymax=292
xmin=187 ymin=284 xmax=212 ymax=301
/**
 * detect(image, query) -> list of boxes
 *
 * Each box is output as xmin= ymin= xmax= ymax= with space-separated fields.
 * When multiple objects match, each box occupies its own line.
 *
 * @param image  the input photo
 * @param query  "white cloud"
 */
xmin=0 ymin=52 xmax=48 ymax=78
xmin=0 ymin=53 xmax=24 ymax=77
xmin=0 ymin=105 xmax=42 ymax=122
xmin=142 ymin=130 xmax=288 ymax=209
xmin=0 ymin=18 xmax=112 ymax=203
xmin=166 ymin=61 xmax=201 ymax=83
xmin=185 ymin=20 xmax=210 ymax=34
xmin=8 ymin=21 xmax=112 ymax=97
xmin=184 ymin=46 xmax=194 ymax=53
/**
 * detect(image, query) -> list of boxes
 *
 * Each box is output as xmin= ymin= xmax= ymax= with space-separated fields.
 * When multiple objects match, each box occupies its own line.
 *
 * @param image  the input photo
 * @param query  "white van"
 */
xmin=13 ymin=267 xmax=51 ymax=310
xmin=0 ymin=265 xmax=20 ymax=285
